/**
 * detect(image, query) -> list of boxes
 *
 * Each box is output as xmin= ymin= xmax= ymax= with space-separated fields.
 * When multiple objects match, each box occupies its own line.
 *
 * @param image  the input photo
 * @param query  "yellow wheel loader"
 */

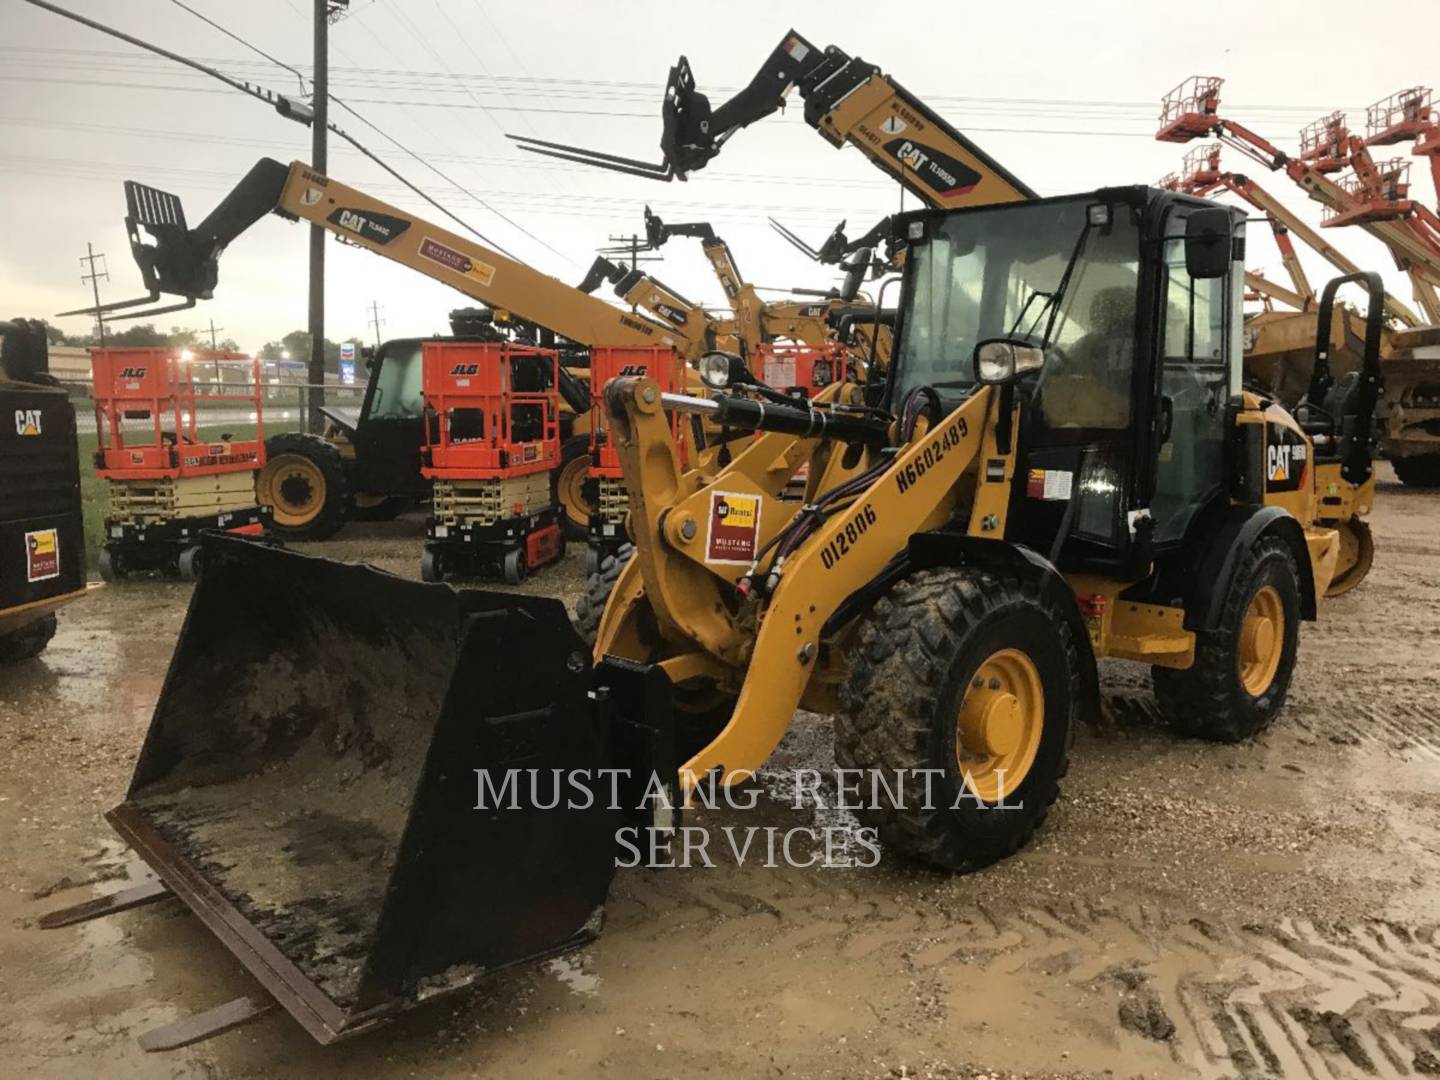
xmin=48 ymin=187 xmax=1381 ymax=1047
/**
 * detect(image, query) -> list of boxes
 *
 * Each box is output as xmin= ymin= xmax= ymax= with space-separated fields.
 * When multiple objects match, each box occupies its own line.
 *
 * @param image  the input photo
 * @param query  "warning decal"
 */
xmin=1025 ymin=468 xmax=1073 ymax=501
xmin=25 ymin=528 xmax=59 ymax=582
xmin=705 ymin=490 xmax=762 ymax=565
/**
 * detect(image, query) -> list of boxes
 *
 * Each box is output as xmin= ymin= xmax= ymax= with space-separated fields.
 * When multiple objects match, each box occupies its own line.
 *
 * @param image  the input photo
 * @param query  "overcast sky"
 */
xmin=3 ymin=0 xmax=1437 ymax=350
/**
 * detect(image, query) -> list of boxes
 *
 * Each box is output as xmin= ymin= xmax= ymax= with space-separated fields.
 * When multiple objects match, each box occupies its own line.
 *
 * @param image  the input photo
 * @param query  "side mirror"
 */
xmin=698 ymin=351 xmax=750 ymax=390
xmin=973 ymin=339 xmax=1046 ymax=385
xmin=1184 ymin=207 xmax=1233 ymax=279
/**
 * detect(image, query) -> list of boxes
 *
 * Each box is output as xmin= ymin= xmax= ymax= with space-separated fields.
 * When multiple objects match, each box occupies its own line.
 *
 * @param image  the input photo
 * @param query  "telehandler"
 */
xmin=48 ymin=184 xmax=1381 ymax=1047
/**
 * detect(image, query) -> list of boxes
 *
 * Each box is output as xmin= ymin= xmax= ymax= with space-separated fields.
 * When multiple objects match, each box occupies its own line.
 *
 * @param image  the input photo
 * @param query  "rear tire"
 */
xmin=503 ymin=548 xmax=527 ymax=586
xmin=0 ymin=614 xmax=58 ymax=663
xmin=256 ymin=433 xmax=350 ymax=541
xmin=420 ymin=549 xmax=444 ymax=583
xmin=1392 ymin=452 xmax=1440 ymax=488
xmin=1324 ymin=517 xmax=1373 ymax=597
xmin=554 ymin=435 xmax=596 ymax=541
xmin=1152 ymin=534 xmax=1301 ymax=741
xmin=350 ymin=494 xmax=410 ymax=522
xmin=837 ymin=568 xmax=1080 ymax=873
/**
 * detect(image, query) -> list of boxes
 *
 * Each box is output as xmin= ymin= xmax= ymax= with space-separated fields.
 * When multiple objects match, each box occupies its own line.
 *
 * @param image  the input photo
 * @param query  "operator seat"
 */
xmin=1038 ymin=286 xmax=1134 ymax=429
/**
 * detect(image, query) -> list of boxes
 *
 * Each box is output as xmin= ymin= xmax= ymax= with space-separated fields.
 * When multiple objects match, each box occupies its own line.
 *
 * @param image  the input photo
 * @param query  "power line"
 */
xmin=163 ymin=0 xmax=308 ymax=95
xmin=158 ymin=0 xmax=577 ymax=267
xmin=17 ymin=0 xmax=552 ymax=265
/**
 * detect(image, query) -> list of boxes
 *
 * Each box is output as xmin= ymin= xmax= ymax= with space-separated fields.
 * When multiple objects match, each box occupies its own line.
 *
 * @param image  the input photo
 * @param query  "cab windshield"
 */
xmin=369 ymin=343 xmax=425 ymax=420
xmin=893 ymin=198 xmax=1141 ymax=430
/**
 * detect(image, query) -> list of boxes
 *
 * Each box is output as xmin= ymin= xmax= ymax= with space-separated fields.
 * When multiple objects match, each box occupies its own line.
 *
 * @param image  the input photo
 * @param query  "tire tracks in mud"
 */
xmin=611 ymin=869 xmax=1440 ymax=1077
xmin=1096 ymin=681 xmax=1440 ymax=763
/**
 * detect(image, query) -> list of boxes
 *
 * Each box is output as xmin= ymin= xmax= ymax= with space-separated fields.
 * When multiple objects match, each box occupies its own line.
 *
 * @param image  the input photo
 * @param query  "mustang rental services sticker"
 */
xmin=705 ymin=491 xmax=762 ymax=564
xmin=25 ymin=528 xmax=60 ymax=582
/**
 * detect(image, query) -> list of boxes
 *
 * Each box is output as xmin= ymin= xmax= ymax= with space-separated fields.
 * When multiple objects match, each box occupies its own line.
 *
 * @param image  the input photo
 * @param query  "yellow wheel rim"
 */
xmin=557 ymin=453 xmax=594 ymax=530
xmin=258 ymin=453 xmax=326 ymax=527
xmin=1239 ymin=584 xmax=1284 ymax=695
xmin=955 ymin=648 xmax=1044 ymax=803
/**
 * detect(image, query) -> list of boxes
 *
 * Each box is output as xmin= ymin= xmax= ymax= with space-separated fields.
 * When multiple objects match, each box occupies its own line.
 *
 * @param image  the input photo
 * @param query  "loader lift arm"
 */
xmin=509 ymin=30 xmax=1036 ymax=210
xmin=67 ymin=157 xmax=722 ymax=358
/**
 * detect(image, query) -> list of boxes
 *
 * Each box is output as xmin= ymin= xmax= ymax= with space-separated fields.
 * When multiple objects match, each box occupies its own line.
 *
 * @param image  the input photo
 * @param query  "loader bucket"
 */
xmin=107 ymin=535 xmax=620 ymax=1043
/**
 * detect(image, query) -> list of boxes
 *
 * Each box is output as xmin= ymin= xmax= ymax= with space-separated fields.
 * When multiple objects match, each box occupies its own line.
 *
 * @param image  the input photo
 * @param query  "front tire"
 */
xmin=177 ymin=545 xmax=203 ymax=581
xmin=0 ymin=614 xmax=58 ymax=663
xmin=1152 ymin=534 xmax=1301 ymax=741
xmin=98 ymin=546 xmax=123 ymax=583
xmin=837 ymin=568 xmax=1080 ymax=873
xmin=256 ymin=433 xmax=350 ymax=541
xmin=502 ymin=548 xmax=527 ymax=586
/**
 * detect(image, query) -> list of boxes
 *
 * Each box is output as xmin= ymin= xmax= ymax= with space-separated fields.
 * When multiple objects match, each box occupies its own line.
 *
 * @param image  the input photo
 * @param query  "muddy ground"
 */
xmin=1 ymin=463 xmax=1438 ymax=1079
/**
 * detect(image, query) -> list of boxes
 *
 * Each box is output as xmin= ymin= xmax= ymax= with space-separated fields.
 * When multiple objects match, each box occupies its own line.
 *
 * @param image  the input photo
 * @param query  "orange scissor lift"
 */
xmin=754 ymin=341 xmax=847 ymax=399
xmin=91 ymin=348 xmax=271 ymax=580
xmin=584 ymin=345 xmax=686 ymax=571
xmin=419 ymin=341 xmax=565 ymax=584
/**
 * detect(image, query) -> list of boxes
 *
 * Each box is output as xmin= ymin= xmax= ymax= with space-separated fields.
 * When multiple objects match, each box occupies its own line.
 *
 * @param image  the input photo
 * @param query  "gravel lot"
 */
xmin=2 ymin=462 xmax=1437 ymax=1079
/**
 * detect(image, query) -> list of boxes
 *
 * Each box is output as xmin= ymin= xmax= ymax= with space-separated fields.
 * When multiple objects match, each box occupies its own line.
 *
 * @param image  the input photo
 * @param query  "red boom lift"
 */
xmin=91 ymin=348 xmax=270 ymax=580
xmin=419 ymin=341 xmax=565 ymax=583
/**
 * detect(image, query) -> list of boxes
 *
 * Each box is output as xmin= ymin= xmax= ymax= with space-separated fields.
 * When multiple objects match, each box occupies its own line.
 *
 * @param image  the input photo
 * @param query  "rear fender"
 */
xmin=1184 ymin=505 xmax=1316 ymax=630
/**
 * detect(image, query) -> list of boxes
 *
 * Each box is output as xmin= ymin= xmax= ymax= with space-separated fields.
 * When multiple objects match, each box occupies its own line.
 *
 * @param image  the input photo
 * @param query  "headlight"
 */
xmin=974 ymin=340 xmax=1045 ymax=384
xmin=699 ymin=352 xmax=737 ymax=390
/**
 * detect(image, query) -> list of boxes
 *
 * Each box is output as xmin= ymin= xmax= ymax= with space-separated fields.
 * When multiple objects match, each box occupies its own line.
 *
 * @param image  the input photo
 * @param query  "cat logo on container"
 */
xmin=25 ymin=528 xmax=60 ymax=582
xmin=706 ymin=491 xmax=762 ymax=564
xmin=14 ymin=408 xmax=42 ymax=436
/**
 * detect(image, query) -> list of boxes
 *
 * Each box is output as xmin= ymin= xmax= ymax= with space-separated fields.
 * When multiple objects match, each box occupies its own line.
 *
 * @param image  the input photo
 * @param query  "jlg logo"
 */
xmin=617 ymin=364 xmax=650 ymax=377
xmin=14 ymin=409 xmax=42 ymax=436
xmin=119 ymin=367 xmax=146 ymax=379
xmin=449 ymin=363 xmax=480 ymax=376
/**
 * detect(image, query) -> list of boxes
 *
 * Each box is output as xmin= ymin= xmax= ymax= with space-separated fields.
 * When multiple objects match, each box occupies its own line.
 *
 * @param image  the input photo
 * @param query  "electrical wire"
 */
xmin=16 ymin=0 xmax=570 ymax=266
xmin=164 ymin=0 xmax=308 ymax=95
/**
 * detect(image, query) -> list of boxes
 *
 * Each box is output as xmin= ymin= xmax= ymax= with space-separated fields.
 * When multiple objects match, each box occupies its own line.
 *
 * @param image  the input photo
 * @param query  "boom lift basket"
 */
xmin=96 ymin=536 xmax=621 ymax=1043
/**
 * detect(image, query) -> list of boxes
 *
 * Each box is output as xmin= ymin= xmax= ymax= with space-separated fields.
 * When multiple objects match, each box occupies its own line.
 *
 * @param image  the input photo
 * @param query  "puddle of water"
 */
xmin=545 ymin=953 xmax=600 ymax=997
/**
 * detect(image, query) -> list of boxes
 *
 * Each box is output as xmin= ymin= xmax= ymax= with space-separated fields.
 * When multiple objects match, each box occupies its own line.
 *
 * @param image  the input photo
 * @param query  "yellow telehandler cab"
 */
xmin=47 ymin=186 xmax=1382 ymax=1048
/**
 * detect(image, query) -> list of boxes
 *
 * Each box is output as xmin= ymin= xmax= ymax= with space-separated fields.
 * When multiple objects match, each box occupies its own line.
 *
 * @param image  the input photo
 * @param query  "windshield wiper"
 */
xmin=1011 ymin=222 xmax=1095 ymax=350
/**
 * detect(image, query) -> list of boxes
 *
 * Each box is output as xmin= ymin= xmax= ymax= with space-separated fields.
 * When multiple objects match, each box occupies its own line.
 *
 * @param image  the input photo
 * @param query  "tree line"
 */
xmin=42 ymin=323 xmax=364 ymax=371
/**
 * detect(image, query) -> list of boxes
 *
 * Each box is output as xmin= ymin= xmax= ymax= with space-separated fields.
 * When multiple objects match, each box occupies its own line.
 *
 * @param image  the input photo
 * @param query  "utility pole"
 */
xmin=306 ymin=2 xmax=348 ymax=429
xmin=306 ymin=0 xmax=329 ymax=432
xmin=207 ymin=318 xmax=225 ymax=381
xmin=80 ymin=243 xmax=108 ymax=345
xmin=367 ymin=300 xmax=384 ymax=346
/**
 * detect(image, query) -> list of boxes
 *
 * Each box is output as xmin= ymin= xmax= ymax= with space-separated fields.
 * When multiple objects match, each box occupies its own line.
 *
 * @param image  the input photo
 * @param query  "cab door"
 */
xmin=1149 ymin=210 xmax=1242 ymax=546
xmin=353 ymin=340 xmax=428 ymax=495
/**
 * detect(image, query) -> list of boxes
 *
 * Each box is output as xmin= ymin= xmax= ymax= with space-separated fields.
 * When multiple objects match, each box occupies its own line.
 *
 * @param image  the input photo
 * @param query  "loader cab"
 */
xmin=351 ymin=337 xmax=433 ymax=497
xmin=888 ymin=187 xmax=1245 ymax=575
